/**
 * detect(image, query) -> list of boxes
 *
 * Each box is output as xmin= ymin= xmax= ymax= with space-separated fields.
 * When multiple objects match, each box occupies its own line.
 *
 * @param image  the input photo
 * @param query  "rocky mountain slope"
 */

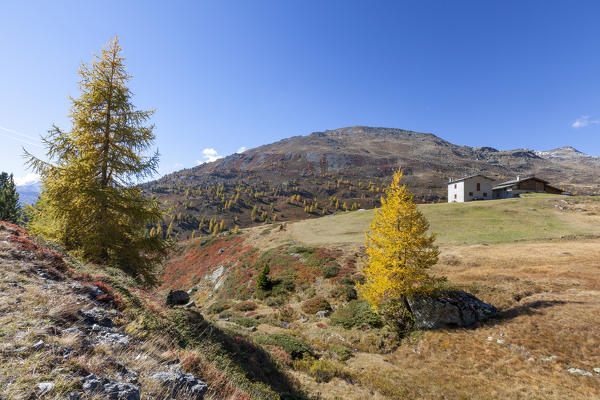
xmin=0 ymin=222 xmax=305 ymax=399
xmin=143 ymin=126 xmax=600 ymax=239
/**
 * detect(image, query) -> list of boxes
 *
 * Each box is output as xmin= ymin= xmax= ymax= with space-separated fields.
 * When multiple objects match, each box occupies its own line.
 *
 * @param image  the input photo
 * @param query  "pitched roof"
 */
xmin=492 ymin=176 xmax=549 ymax=190
xmin=448 ymin=174 xmax=494 ymax=184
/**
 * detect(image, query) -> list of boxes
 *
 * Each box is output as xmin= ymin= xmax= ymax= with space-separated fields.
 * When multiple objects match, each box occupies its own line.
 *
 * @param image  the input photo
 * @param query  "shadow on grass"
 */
xmin=167 ymin=309 xmax=308 ymax=400
xmin=495 ymin=299 xmax=581 ymax=321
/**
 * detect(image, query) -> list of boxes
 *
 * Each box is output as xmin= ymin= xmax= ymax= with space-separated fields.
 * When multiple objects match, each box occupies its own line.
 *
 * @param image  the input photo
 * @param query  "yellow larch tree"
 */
xmin=358 ymin=170 xmax=440 ymax=325
xmin=24 ymin=37 xmax=168 ymax=285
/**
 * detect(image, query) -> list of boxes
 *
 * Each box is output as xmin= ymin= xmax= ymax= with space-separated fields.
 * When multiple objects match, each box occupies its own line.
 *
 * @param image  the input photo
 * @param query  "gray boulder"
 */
xmin=166 ymin=290 xmax=190 ymax=306
xmin=315 ymin=310 xmax=330 ymax=318
xmin=407 ymin=290 xmax=497 ymax=330
xmin=150 ymin=368 xmax=208 ymax=399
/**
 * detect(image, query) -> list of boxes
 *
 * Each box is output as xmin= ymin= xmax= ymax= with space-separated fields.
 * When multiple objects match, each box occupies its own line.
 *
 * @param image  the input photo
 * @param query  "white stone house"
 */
xmin=447 ymin=175 xmax=494 ymax=203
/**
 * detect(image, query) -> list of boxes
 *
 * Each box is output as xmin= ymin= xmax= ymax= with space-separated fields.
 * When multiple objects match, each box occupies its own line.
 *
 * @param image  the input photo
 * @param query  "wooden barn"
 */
xmin=492 ymin=176 xmax=562 ymax=199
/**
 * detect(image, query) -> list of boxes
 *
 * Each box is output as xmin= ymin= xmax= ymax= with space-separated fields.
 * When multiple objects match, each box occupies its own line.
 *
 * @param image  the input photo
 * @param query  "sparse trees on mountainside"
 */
xmin=0 ymin=173 xmax=21 ymax=223
xmin=358 ymin=170 xmax=441 ymax=331
xmin=24 ymin=37 xmax=168 ymax=285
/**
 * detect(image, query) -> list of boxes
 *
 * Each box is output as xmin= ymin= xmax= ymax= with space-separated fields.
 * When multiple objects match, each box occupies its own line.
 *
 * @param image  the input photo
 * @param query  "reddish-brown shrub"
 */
xmin=301 ymin=296 xmax=332 ymax=315
xmin=278 ymin=305 xmax=297 ymax=322
xmin=267 ymin=345 xmax=293 ymax=366
xmin=234 ymin=301 xmax=257 ymax=311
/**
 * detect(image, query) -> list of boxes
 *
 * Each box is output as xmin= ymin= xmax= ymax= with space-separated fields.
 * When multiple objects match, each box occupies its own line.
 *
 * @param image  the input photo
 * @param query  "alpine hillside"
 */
xmin=143 ymin=126 xmax=600 ymax=239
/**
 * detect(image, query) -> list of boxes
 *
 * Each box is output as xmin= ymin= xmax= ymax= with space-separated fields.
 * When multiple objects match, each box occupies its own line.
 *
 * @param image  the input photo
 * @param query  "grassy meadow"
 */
xmin=228 ymin=193 xmax=600 ymax=398
xmin=287 ymin=194 xmax=600 ymax=247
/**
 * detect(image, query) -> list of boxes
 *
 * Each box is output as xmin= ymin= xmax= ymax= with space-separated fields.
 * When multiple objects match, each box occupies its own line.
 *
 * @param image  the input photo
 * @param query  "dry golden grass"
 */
xmin=225 ymin=197 xmax=600 ymax=399
xmin=306 ymin=239 xmax=600 ymax=400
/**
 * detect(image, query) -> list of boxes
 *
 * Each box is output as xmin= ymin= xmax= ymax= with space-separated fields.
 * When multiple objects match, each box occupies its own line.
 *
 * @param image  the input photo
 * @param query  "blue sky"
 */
xmin=1 ymin=1 xmax=600 ymax=184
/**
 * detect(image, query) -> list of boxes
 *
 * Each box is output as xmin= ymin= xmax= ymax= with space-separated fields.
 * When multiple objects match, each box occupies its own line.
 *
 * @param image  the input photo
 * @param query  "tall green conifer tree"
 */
xmin=0 ymin=173 xmax=21 ymax=223
xmin=25 ymin=37 xmax=167 ymax=285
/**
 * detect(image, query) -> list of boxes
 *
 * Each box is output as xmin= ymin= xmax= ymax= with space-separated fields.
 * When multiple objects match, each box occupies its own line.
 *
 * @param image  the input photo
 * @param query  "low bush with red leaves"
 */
xmin=301 ymin=296 xmax=332 ymax=315
xmin=2 ymin=222 xmax=70 ymax=278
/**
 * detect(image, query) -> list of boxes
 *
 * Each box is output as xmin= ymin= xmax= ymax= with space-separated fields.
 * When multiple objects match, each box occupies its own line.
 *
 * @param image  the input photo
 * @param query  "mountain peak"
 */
xmin=552 ymin=145 xmax=582 ymax=153
xmin=535 ymin=146 xmax=586 ymax=159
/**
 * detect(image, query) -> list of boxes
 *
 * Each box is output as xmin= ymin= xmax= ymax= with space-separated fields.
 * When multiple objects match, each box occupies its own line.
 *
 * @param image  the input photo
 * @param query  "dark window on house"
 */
xmin=469 ymin=192 xmax=473 ymax=196
xmin=454 ymin=194 xmax=457 ymax=199
xmin=477 ymin=183 xmax=481 ymax=191
xmin=454 ymin=184 xmax=457 ymax=189
xmin=483 ymin=192 xmax=487 ymax=197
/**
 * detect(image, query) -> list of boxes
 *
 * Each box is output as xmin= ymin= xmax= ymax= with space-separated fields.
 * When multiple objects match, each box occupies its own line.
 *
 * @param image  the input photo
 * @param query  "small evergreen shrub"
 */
xmin=218 ymin=310 xmax=234 ymax=319
xmin=231 ymin=317 xmax=257 ymax=328
xmin=338 ymin=275 xmax=355 ymax=286
xmin=329 ymin=344 xmax=354 ymax=361
xmin=255 ymin=334 xmax=312 ymax=359
xmin=330 ymin=300 xmax=383 ymax=329
xmin=256 ymin=263 xmax=273 ymax=290
xmin=301 ymin=296 xmax=332 ymax=315
xmin=330 ymin=285 xmax=357 ymax=301
xmin=205 ymin=300 xmax=232 ymax=314
xmin=322 ymin=263 xmax=340 ymax=278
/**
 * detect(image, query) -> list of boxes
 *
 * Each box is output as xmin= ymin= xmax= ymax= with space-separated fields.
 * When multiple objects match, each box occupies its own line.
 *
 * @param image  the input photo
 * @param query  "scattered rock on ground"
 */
xmin=32 ymin=340 xmax=44 ymax=351
xmin=82 ymin=374 xmax=140 ymax=400
xmin=78 ymin=308 xmax=113 ymax=327
xmin=567 ymin=368 xmax=594 ymax=377
xmin=408 ymin=290 xmax=497 ymax=330
xmin=150 ymin=367 xmax=208 ymax=399
xmin=185 ymin=300 xmax=196 ymax=308
xmin=64 ymin=327 xmax=84 ymax=336
xmin=37 ymin=382 xmax=54 ymax=395
xmin=541 ymin=355 xmax=558 ymax=361
xmin=316 ymin=310 xmax=330 ymax=318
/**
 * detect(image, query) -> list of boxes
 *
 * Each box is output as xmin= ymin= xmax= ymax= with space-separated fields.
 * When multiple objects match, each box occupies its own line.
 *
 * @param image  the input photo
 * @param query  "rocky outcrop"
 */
xmin=78 ymin=308 xmax=113 ymax=327
xmin=81 ymin=374 xmax=140 ymax=400
xmin=407 ymin=290 xmax=497 ymax=330
xmin=150 ymin=367 xmax=208 ymax=399
xmin=166 ymin=290 xmax=190 ymax=306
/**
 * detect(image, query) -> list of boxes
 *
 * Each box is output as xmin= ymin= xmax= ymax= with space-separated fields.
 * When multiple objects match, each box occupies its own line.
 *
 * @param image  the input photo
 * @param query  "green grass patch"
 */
xmin=231 ymin=316 xmax=258 ymax=328
xmin=289 ymin=195 xmax=600 ymax=246
xmin=330 ymin=300 xmax=383 ymax=329
xmin=255 ymin=334 xmax=313 ymax=359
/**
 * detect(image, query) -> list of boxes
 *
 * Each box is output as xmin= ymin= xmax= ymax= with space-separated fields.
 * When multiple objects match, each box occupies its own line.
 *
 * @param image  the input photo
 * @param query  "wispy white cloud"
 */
xmin=237 ymin=146 xmax=248 ymax=153
xmin=14 ymin=173 xmax=40 ymax=186
xmin=572 ymin=115 xmax=600 ymax=128
xmin=0 ymin=125 xmax=42 ymax=147
xmin=196 ymin=148 xmax=224 ymax=165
